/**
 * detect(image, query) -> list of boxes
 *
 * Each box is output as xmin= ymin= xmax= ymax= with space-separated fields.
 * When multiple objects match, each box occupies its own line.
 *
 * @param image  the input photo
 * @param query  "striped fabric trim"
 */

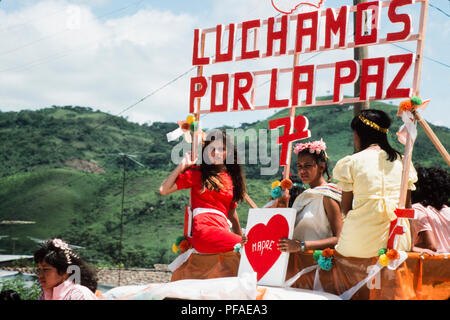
xmin=307 ymin=184 xmax=342 ymax=202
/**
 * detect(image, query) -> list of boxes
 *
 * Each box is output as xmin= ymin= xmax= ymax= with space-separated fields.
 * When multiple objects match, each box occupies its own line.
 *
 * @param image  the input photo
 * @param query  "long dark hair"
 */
xmin=411 ymin=166 xmax=450 ymax=210
xmin=34 ymin=239 xmax=98 ymax=293
xmin=200 ymin=130 xmax=247 ymax=203
xmin=351 ymin=109 xmax=401 ymax=162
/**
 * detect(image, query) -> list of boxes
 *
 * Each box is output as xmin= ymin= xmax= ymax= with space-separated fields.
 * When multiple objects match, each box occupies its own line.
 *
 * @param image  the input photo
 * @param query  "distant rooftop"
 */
xmin=0 ymin=255 xmax=33 ymax=263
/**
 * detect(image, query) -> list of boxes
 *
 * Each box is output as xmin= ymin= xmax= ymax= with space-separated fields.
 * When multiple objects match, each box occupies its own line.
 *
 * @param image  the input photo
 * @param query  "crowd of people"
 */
xmin=1 ymin=109 xmax=448 ymax=300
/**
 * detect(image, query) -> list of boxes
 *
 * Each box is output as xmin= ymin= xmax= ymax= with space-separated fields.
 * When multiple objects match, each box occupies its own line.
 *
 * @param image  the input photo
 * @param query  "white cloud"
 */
xmin=0 ymin=1 xmax=197 ymax=124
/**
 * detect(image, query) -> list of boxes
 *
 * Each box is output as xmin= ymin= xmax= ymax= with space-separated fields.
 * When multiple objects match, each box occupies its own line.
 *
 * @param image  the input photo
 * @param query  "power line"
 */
xmin=429 ymin=3 xmax=450 ymax=18
xmin=390 ymin=43 xmax=450 ymax=69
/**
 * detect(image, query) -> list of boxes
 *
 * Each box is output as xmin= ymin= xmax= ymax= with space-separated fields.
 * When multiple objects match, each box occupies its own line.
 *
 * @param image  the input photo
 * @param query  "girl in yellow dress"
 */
xmin=333 ymin=109 xmax=417 ymax=258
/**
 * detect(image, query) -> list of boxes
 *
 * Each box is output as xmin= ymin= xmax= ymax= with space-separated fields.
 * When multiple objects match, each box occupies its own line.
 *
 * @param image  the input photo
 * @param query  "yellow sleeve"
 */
xmin=408 ymin=162 xmax=418 ymax=191
xmin=332 ymin=156 xmax=354 ymax=192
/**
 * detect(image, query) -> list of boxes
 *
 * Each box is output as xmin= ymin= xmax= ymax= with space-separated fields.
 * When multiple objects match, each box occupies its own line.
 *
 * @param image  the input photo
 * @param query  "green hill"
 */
xmin=0 ymin=103 xmax=448 ymax=267
xmin=0 ymin=106 xmax=178 ymax=177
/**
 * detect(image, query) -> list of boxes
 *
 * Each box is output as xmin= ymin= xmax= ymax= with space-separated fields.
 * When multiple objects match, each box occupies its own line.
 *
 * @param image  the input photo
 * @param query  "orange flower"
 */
xmin=280 ymin=178 xmax=293 ymax=190
xmin=179 ymin=239 xmax=190 ymax=253
xmin=386 ymin=249 xmax=399 ymax=260
xmin=322 ymin=248 xmax=335 ymax=258
xmin=398 ymin=99 xmax=415 ymax=116
xmin=181 ymin=122 xmax=190 ymax=131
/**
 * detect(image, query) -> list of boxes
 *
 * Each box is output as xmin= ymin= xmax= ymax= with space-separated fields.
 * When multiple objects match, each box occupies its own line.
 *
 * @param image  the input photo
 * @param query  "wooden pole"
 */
xmin=353 ymin=0 xmax=370 ymax=116
xmin=283 ymin=52 xmax=301 ymax=180
xmin=398 ymin=0 xmax=429 ymax=208
xmin=398 ymin=135 xmax=413 ymax=208
xmin=192 ymin=32 xmax=206 ymax=163
xmin=412 ymin=109 xmax=450 ymax=167
xmin=118 ymin=155 xmax=126 ymax=286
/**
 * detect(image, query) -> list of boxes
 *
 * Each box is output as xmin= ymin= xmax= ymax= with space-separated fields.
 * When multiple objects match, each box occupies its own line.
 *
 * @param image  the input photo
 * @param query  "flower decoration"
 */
xmin=397 ymin=96 xmax=430 ymax=116
xmin=186 ymin=115 xmax=195 ymax=125
xmin=167 ymin=114 xmax=202 ymax=143
xmin=172 ymin=235 xmax=192 ymax=254
xmin=313 ymin=248 xmax=334 ymax=271
xmin=317 ymin=255 xmax=333 ymax=271
xmin=378 ymin=254 xmax=389 ymax=267
xmin=53 ymin=238 xmax=70 ymax=251
xmin=270 ymin=178 xmax=293 ymax=200
xmin=280 ymin=178 xmax=293 ymax=190
xmin=377 ymin=248 xmax=400 ymax=266
xmin=386 ymin=249 xmax=400 ymax=260
xmin=322 ymin=248 xmax=335 ymax=258
xmin=293 ymin=139 xmax=327 ymax=156
xmin=313 ymin=250 xmax=322 ymax=262
xmin=270 ymin=186 xmax=282 ymax=199
xmin=271 ymin=180 xmax=281 ymax=189
xmin=398 ymin=99 xmax=413 ymax=114
xmin=52 ymin=239 xmax=73 ymax=264
xmin=179 ymin=239 xmax=190 ymax=253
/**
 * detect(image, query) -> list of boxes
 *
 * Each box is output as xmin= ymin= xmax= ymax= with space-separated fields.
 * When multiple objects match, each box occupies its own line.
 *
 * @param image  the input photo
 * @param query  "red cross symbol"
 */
xmin=269 ymin=115 xmax=311 ymax=166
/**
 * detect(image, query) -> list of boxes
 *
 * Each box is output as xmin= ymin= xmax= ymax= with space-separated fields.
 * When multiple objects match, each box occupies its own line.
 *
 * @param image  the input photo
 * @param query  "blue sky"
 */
xmin=0 ymin=0 xmax=448 ymax=131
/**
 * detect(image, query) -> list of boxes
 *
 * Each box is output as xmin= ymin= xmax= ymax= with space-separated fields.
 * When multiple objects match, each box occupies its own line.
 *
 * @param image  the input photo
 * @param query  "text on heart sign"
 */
xmin=252 ymin=240 xmax=277 ymax=256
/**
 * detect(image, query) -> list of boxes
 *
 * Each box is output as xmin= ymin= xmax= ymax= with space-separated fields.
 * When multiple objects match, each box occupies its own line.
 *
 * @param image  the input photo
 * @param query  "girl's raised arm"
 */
xmin=159 ymin=152 xmax=197 ymax=195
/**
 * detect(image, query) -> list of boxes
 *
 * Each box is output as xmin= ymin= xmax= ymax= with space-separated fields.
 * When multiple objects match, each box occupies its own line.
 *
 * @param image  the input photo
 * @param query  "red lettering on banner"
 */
xmin=386 ymin=53 xmax=413 ymax=99
xmin=360 ymin=57 xmax=385 ymax=100
xmin=295 ymin=10 xmax=319 ymax=53
xmin=189 ymin=76 xmax=208 ymax=113
xmin=211 ymin=74 xmax=229 ymax=112
xmin=266 ymin=15 xmax=289 ymax=57
xmin=324 ymin=6 xmax=349 ymax=49
xmin=386 ymin=0 xmax=413 ymax=42
xmin=355 ymin=1 xmax=381 ymax=46
xmin=269 ymin=115 xmax=311 ymax=166
xmin=333 ymin=60 xmax=359 ymax=103
xmin=241 ymin=19 xmax=261 ymax=60
xmin=215 ymin=24 xmax=235 ymax=63
xmin=387 ymin=220 xmax=405 ymax=249
xmin=189 ymin=53 xmax=417 ymax=113
xmin=269 ymin=69 xmax=290 ymax=109
xmin=292 ymin=65 xmax=315 ymax=106
xmin=192 ymin=29 xmax=210 ymax=66
xmin=233 ymin=72 xmax=254 ymax=111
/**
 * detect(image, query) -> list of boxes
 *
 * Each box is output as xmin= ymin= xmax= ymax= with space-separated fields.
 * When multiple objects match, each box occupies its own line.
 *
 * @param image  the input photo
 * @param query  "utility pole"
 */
xmin=112 ymin=152 xmax=145 ymax=286
xmin=353 ymin=0 xmax=370 ymax=116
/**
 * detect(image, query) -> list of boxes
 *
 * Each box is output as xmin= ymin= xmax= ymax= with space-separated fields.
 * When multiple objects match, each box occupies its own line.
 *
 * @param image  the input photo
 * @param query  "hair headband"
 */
xmin=293 ymin=138 xmax=328 ymax=160
xmin=358 ymin=114 xmax=389 ymax=134
xmin=52 ymin=238 xmax=78 ymax=265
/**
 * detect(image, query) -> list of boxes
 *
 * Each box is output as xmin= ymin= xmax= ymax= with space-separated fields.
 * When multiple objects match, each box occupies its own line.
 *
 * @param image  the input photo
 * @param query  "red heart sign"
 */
xmin=244 ymin=214 xmax=289 ymax=281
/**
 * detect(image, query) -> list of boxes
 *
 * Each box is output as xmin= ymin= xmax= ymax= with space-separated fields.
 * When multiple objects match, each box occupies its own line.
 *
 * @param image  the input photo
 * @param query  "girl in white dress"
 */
xmin=275 ymin=139 xmax=342 ymax=253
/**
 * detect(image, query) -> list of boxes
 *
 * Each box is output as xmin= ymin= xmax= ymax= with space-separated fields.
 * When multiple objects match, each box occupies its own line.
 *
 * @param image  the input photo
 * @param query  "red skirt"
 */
xmin=191 ymin=212 xmax=242 ymax=253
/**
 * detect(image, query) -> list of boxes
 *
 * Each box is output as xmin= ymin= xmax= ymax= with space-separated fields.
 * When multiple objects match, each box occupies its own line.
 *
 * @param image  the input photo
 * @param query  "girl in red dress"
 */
xmin=159 ymin=129 xmax=247 ymax=254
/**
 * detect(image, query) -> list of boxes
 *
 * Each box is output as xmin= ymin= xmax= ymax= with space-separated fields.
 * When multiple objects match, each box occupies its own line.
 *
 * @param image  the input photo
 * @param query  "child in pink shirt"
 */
xmin=34 ymin=238 xmax=99 ymax=300
xmin=411 ymin=167 xmax=450 ymax=254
